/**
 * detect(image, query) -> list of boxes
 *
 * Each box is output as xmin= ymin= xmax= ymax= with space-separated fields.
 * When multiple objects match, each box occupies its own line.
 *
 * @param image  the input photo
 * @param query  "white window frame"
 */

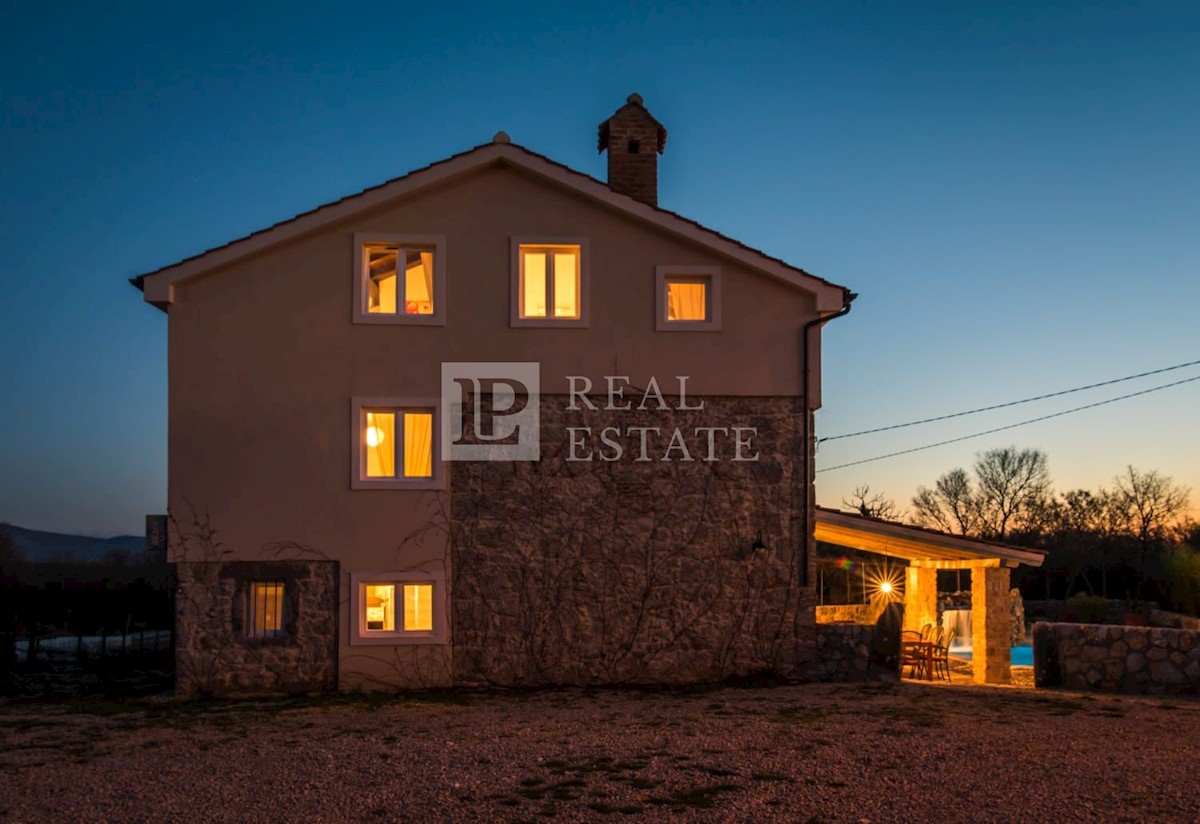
xmin=350 ymin=396 xmax=444 ymax=490
xmin=655 ymin=265 xmax=722 ymax=331
xmin=510 ymin=237 xmax=590 ymax=327
xmin=349 ymin=570 xmax=447 ymax=645
xmin=353 ymin=233 xmax=447 ymax=325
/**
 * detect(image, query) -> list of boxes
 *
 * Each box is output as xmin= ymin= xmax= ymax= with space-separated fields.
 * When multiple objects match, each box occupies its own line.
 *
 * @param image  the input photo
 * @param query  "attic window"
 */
xmin=655 ymin=266 xmax=722 ymax=331
xmin=353 ymin=234 xmax=446 ymax=325
xmin=628 ymin=139 xmax=641 ymax=154
xmin=511 ymin=237 xmax=590 ymax=327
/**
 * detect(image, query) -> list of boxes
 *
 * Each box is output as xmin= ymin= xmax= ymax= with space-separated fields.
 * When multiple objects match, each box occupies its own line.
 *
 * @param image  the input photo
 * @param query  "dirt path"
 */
xmin=1 ymin=681 xmax=1197 ymax=822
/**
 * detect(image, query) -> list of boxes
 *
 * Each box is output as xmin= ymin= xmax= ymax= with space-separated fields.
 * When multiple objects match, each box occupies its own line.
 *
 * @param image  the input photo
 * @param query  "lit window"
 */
xmin=667 ymin=280 xmax=707 ymax=321
xmin=364 ymin=583 xmax=395 ymax=631
xmin=404 ymin=583 xmax=433 ymax=631
xmin=247 ymin=581 xmax=284 ymax=639
xmin=655 ymin=266 xmax=721 ymax=331
xmin=511 ymin=238 xmax=589 ymax=326
xmin=352 ymin=398 xmax=443 ymax=490
xmin=354 ymin=234 xmax=445 ymax=325
xmin=351 ymin=572 xmax=445 ymax=645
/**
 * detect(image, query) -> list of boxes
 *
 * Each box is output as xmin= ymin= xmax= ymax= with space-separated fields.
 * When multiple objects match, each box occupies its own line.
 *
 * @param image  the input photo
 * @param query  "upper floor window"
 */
xmin=353 ymin=234 xmax=446 ymax=325
xmin=351 ymin=397 xmax=444 ymax=490
xmin=655 ymin=265 xmax=722 ymax=331
xmin=511 ymin=237 xmax=589 ymax=327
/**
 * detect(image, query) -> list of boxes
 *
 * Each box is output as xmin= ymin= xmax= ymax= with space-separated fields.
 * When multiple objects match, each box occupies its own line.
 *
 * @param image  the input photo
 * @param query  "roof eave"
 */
xmin=133 ymin=140 xmax=852 ymax=312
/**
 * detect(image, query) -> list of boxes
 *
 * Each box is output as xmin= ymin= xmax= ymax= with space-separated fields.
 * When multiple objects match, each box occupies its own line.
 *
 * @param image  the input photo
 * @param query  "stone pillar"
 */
xmin=971 ymin=563 xmax=1012 ymax=684
xmin=903 ymin=565 xmax=937 ymax=634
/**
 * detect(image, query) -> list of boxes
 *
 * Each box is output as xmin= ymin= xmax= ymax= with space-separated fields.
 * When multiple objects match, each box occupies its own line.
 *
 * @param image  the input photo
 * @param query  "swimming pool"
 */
xmin=950 ymin=643 xmax=1033 ymax=667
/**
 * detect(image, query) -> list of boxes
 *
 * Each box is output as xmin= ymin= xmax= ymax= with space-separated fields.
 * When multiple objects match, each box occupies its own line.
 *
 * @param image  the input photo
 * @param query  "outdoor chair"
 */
xmin=899 ymin=623 xmax=935 ymax=679
xmin=930 ymin=627 xmax=953 ymax=681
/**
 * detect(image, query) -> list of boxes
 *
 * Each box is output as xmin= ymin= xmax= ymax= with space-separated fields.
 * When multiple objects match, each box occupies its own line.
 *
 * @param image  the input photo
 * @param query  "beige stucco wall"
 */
xmin=163 ymin=163 xmax=826 ymax=685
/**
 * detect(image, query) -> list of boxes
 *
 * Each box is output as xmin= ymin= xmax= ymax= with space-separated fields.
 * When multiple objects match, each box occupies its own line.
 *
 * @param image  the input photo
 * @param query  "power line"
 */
xmin=817 ymin=372 xmax=1200 ymax=473
xmin=819 ymin=358 xmax=1200 ymax=443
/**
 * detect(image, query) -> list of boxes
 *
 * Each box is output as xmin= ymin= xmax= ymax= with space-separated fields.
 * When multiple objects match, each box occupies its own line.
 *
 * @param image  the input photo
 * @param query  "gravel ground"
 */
xmin=1 ymin=680 xmax=1197 ymax=823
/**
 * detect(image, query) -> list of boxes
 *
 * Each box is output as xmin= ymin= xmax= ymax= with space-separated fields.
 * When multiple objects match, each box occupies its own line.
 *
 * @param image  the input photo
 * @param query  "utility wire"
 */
xmin=819 ymin=358 xmax=1200 ymax=443
xmin=817 ymin=373 xmax=1200 ymax=473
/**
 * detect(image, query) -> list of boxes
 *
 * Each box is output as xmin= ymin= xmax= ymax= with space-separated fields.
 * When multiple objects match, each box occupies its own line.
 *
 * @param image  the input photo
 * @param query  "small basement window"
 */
xmin=353 ymin=234 xmax=446 ymax=325
xmin=351 ymin=571 xmax=445 ymax=645
xmin=247 ymin=581 xmax=285 ymax=639
xmin=655 ymin=266 xmax=721 ymax=331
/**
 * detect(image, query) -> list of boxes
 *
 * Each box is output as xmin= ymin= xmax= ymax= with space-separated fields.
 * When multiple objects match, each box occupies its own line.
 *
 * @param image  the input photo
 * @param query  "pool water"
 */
xmin=950 ymin=644 xmax=1033 ymax=667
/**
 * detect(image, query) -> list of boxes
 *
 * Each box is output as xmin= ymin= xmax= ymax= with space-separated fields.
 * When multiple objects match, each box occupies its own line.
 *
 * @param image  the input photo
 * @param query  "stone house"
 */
xmin=132 ymin=94 xmax=855 ymax=696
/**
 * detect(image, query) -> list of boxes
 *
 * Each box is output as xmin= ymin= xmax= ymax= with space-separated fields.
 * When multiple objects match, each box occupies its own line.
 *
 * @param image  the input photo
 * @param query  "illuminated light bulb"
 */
xmin=880 ymin=582 xmax=893 ymax=594
xmin=366 ymin=426 xmax=385 ymax=447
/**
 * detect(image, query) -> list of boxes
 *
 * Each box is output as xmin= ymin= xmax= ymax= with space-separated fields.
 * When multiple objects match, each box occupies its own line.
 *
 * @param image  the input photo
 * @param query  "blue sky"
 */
xmin=2 ymin=1 xmax=1197 ymax=535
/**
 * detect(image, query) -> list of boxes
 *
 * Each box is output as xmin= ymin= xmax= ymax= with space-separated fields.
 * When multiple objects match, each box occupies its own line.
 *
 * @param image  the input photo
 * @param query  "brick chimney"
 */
xmin=598 ymin=93 xmax=667 ymax=206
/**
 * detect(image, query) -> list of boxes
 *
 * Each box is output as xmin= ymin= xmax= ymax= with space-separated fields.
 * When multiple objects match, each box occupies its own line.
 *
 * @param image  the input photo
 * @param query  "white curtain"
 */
xmin=669 ymin=282 xmax=706 ymax=320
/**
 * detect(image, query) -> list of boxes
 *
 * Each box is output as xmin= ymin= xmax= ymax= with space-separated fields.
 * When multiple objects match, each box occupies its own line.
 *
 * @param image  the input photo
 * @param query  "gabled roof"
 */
xmin=132 ymin=136 xmax=852 ymax=312
xmin=814 ymin=506 xmax=1047 ymax=568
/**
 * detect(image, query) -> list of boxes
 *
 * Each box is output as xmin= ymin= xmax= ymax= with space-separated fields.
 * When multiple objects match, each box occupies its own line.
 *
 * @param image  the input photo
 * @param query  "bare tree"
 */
xmin=1110 ymin=466 xmax=1190 ymax=548
xmin=973 ymin=446 xmax=1053 ymax=541
xmin=1048 ymin=489 xmax=1110 ymax=595
xmin=911 ymin=447 xmax=1052 ymax=541
xmin=1106 ymin=467 xmax=1191 ymax=600
xmin=911 ymin=467 xmax=977 ymax=536
xmin=842 ymin=485 xmax=900 ymax=521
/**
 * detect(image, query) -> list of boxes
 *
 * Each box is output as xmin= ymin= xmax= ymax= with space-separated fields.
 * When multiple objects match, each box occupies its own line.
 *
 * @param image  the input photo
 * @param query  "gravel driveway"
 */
xmin=1 ymin=680 xmax=1197 ymax=822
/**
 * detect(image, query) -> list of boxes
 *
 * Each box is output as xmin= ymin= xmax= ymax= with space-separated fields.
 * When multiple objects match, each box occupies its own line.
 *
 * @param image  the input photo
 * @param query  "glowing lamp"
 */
xmin=880 ymin=582 xmax=893 ymax=594
xmin=366 ymin=426 xmax=386 ymax=447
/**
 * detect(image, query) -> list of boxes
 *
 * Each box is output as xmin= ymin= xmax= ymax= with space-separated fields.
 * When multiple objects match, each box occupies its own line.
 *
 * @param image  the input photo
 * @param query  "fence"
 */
xmin=2 ymin=577 xmax=174 ymax=697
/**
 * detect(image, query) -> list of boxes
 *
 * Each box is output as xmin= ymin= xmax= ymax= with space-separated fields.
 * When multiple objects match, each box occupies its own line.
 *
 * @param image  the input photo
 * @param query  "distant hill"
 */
xmin=6 ymin=525 xmax=146 ymax=563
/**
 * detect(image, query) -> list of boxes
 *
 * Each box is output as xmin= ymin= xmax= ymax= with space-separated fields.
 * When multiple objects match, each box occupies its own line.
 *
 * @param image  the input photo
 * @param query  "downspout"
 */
xmin=800 ymin=289 xmax=856 ymax=585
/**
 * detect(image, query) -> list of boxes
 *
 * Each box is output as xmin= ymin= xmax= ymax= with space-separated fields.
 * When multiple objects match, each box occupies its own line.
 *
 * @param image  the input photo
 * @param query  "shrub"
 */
xmin=1162 ymin=545 xmax=1200 ymax=616
xmin=1063 ymin=592 xmax=1109 ymax=624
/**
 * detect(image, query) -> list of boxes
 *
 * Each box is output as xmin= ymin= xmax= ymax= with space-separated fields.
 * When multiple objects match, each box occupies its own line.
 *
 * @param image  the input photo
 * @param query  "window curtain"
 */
xmin=366 ymin=412 xmax=394 ymax=477
xmin=403 ymin=412 xmax=433 ymax=478
xmin=669 ymin=282 xmax=706 ymax=320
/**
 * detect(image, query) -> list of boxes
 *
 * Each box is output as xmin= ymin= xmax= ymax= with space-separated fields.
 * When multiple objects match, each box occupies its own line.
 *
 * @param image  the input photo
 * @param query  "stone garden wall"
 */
xmin=1032 ymin=621 xmax=1200 ymax=697
xmin=1149 ymin=609 xmax=1200 ymax=631
xmin=175 ymin=560 xmax=338 ymax=698
xmin=816 ymin=602 xmax=885 ymax=625
xmin=811 ymin=623 xmax=874 ymax=681
xmin=449 ymin=395 xmax=817 ymax=686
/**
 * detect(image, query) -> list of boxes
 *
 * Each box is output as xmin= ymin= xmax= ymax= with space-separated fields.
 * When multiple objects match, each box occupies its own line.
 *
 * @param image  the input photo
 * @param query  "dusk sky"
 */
xmin=2 ymin=1 xmax=1197 ymax=536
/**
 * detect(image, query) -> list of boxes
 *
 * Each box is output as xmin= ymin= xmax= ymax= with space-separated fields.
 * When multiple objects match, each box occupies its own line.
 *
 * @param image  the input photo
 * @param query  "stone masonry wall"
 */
xmin=1032 ymin=622 xmax=1200 ymax=697
xmin=449 ymin=395 xmax=816 ymax=686
xmin=812 ymin=623 xmax=874 ymax=681
xmin=816 ymin=602 xmax=886 ymax=626
xmin=175 ymin=560 xmax=338 ymax=698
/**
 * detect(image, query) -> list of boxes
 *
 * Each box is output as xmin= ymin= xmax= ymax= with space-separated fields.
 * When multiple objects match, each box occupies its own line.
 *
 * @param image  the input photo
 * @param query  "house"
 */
xmin=133 ymin=94 xmax=856 ymax=696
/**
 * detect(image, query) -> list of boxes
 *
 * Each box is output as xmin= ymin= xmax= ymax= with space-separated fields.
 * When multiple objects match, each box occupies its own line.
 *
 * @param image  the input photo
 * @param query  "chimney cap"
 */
xmin=597 ymin=94 xmax=667 ymax=154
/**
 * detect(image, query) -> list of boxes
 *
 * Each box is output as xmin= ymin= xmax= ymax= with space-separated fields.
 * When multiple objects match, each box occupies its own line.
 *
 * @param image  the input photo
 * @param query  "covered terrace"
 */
xmin=814 ymin=506 xmax=1047 ymax=684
